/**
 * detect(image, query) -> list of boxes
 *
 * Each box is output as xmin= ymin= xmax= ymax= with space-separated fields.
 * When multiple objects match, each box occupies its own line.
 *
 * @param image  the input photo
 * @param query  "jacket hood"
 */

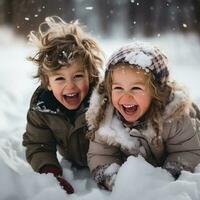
xmin=86 ymin=83 xmax=194 ymax=150
xmin=86 ymin=84 xmax=191 ymax=131
xmin=30 ymin=86 xmax=61 ymax=114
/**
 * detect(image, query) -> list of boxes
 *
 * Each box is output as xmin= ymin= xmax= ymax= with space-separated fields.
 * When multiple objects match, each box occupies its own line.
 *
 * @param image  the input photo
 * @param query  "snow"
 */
xmin=112 ymin=156 xmax=199 ymax=200
xmin=97 ymin=112 xmax=143 ymax=151
xmin=106 ymin=41 xmax=159 ymax=70
xmin=1 ymin=27 xmax=200 ymax=200
xmin=125 ymin=51 xmax=152 ymax=69
xmin=104 ymin=163 xmax=120 ymax=177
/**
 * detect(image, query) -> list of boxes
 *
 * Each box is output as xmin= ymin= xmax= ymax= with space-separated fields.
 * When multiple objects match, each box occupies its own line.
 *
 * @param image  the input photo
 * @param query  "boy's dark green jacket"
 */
xmin=23 ymin=86 xmax=90 ymax=172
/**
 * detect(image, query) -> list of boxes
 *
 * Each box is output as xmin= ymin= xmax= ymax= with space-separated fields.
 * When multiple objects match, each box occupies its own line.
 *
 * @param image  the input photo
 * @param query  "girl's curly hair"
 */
xmin=87 ymin=63 xmax=177 ymax=144
xmin=28 ymin=16 xmax=104 ymax=89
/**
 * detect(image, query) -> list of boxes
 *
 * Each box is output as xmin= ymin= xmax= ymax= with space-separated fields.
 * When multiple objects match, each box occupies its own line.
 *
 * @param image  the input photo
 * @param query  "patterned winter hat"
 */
xmin=105 ymin=41 xmax=169 ymax=85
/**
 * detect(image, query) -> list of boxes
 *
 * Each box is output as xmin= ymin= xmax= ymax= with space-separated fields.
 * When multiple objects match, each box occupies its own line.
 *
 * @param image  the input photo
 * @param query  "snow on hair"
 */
xmin=28 ymin=16 xmax=82 ymax=48
xmin=27 ymin=16 xmax=104 ymax=89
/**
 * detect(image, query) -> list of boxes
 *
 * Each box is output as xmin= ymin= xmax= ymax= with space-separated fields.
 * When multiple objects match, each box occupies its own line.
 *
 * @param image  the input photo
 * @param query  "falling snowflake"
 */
xmin=25 ymin=17 xmax=29 ymax=21
xmin=85 ymin=6 xmax=93 ymax=10
xmin=183 ymin=23 xmax=187 ymax=28
xmin=150 ymin=6 xmax=154 ymax=11
xmin=110 ymin=9 xmax=114 ymax=14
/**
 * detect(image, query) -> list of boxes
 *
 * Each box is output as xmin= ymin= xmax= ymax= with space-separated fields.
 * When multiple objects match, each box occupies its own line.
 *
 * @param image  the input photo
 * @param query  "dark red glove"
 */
xmin=39 ymin=165 xmax=74 ymax=194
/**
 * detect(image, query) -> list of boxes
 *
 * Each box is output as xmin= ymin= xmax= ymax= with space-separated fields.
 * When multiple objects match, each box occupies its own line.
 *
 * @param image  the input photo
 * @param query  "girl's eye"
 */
xmin=55 ymin=77 xmax=65 ymax=81
xmin=112 ymin=86 xmax=123 ymax=91
xmin=131 ymin=86 xmax=143 ymax=91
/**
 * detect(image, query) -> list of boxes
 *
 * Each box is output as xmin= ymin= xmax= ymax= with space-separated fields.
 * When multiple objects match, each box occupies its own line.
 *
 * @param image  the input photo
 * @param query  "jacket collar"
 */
xmin=31 ymin=86 xmax=90 ymax=115
xmin=86 ymin=85 xmax=191 ymax=150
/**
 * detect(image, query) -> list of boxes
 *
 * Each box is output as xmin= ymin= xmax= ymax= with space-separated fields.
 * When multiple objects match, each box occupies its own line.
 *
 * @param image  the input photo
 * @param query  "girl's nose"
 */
xmin=121 ymin=92 xmax=134 ymax=101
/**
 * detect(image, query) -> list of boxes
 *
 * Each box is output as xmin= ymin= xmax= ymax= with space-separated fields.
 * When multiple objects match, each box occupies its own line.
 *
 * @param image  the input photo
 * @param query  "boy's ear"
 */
xmin=47 ymin=85 xmax=52 ymax=91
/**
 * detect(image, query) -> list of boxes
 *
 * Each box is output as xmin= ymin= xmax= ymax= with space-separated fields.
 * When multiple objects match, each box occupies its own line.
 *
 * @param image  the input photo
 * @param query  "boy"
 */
xmin=23 ymin=16 xmax=103 ymax=194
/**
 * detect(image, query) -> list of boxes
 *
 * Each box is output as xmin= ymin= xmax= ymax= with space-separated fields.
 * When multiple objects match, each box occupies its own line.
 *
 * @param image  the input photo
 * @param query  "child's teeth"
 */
xmin=66 ymin=93 xmax=76 ymax=97
xmin=124 ymin=105 xmax=134 ymax=108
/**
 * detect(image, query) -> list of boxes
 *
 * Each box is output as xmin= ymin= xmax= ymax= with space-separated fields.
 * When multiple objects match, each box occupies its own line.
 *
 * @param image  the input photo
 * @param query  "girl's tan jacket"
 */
xmin=86 ymin=87 xmax=200 ymax=175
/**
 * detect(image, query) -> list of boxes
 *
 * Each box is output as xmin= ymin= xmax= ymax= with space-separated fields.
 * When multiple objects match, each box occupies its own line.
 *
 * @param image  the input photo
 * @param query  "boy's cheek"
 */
xmin=81 ymin=86 xmax=90 ymax=99
xmin=80 ymin=81 xmax=90 ymax=93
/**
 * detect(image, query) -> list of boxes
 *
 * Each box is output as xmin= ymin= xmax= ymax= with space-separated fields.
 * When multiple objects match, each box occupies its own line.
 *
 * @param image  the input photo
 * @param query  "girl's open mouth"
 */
xmin=122 ymin=104 xmax=138 ymax=115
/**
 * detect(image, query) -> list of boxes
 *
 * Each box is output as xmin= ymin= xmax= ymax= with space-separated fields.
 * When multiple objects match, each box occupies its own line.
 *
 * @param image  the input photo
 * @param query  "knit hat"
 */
xmin=105 ymin=41 xmax=169 ymax=86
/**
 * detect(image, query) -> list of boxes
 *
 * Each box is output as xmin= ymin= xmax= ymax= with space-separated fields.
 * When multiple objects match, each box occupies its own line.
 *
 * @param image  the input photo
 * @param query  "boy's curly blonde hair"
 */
xmin=28 ymin=16 xmax=103 ymax=88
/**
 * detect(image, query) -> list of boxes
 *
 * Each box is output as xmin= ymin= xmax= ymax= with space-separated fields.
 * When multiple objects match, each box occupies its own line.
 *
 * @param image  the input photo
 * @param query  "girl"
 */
xmin=86 ymin=41 xmax=200 ymax=191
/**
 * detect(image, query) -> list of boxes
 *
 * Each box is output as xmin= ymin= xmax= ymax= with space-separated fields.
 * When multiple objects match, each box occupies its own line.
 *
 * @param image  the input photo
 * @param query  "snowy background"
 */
xmin=0 ymin=26 xmax=200 ymax=200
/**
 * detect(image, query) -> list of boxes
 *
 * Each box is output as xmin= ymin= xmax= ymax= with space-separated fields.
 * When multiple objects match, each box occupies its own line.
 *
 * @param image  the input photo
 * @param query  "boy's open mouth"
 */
xmin=122 ymin=104 xmax=138 ymax=115
xmin=63 ymin=93 xmax=79 ymax=103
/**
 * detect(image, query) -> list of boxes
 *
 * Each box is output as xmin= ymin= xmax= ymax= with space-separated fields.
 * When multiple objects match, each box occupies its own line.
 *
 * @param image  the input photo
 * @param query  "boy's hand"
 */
xmin=39 ymin=165 xmax=74 ymax=194
xmin=56 ymin=176 xmax=74 ymax=194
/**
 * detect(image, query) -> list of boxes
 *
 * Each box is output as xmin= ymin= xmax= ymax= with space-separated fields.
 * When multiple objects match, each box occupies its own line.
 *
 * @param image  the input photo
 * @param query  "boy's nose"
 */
xmin=64 ymin=81 xmax=76 ymax=90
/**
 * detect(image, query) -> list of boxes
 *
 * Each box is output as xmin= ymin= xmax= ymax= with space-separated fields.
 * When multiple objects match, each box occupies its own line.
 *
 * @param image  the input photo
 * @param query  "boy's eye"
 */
xmin=74 ymin=74 xmax=84 ymax=79
xmin=55 ymin=77 xmax=65 ymax=81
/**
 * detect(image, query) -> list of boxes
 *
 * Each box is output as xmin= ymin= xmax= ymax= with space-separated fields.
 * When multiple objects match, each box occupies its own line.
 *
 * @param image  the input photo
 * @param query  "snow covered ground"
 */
xmin=0 ymin=27 xmax=200 ymax=200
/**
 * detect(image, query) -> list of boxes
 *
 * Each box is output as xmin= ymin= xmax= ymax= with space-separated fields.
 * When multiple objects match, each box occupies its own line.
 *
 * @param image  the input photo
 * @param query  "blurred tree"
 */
xmin=0 ymin=0 xmax=199 ymax=37
xmin=0 ymin=0 xmax=14 ymax=24
xmin=17 ymin=0 xmax=75 ymax=35
xmin=127 ymin=0 xmax=200 ymax=37
xmin=127 ymin=0 xmax=154 ymax=37
xmin=0 ymin=0 xmax=75 ymax=36
xmin=97 ymin=0 xmax=129 ymax=37
xmin=97 ymin=0 xmax=113 ymax=35
xmin=73 ymin=0 xmax=101 ymax=36
xmin=192 ymin=0 xmax=200 ymax=32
